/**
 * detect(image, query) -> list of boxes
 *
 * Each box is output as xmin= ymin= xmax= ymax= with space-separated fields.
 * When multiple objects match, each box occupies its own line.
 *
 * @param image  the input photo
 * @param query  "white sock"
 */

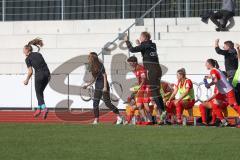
xmin=221 ymin=119 xmax=226 ymax=123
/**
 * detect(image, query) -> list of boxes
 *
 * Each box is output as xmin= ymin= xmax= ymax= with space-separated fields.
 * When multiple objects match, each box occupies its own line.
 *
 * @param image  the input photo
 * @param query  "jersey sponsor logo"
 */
xmin=150 ymin=52 xmax=158 ymax=57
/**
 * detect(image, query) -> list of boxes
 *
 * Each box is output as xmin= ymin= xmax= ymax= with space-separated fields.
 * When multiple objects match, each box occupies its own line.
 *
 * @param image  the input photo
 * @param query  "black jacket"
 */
xmin=126 ymin=40 xmax=159 ymax=64
xmin=215 ymin=47 xmax=238 ymax=73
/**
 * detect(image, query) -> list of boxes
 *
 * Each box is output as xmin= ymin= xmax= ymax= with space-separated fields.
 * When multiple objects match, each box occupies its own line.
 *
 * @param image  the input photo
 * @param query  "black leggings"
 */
xmin=93 ymin=85 xmax=119 ymax=118
xmin=144 ymin=62 xmax=165 ymax=111
xmin=210 ymin=10 xmax=234 ymax=29
xmin=35 ymin=71 xmax=50 ymax=106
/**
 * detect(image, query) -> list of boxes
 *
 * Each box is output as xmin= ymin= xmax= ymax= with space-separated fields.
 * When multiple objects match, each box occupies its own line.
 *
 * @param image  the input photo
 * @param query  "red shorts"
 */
xmin=136 ymin=85 xmax=151 ymax=104
xmin=178 ymin=99 xmax=195 ymax=109
xmin=136 ymin=97 xmax=151 ymax=104
xmin=166 ymin=99 xmax=195 ymax=113
xmin=210 ymin=99 xmax=228 ymax=110
xmin=226 ymin=90 xmax=237 ymax=105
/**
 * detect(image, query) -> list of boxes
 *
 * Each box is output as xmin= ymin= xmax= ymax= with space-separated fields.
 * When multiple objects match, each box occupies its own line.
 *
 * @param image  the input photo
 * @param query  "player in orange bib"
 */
xmin=166 ymin=68 xmax=195 ymax=125
xmin=126 ymin=56 xmax=152 ymax=125
xmin=205 ymin=59 xmax=240 ymax=127
xmin=199 ymin=86 xmax=228 ymax=126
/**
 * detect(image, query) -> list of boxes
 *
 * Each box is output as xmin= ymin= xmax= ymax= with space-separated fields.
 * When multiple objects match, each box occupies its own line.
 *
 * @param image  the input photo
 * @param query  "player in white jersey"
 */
xmin=205 ymin=59 xmax=240 ymax=127
xmin=210 ymin=68 xmax=232 ymax=94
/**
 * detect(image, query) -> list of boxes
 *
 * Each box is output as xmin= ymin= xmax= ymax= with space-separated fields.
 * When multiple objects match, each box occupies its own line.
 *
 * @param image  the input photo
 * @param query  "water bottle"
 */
xmin=132 ymin=116 xmax=136 ymax=125
xmin=182 ymin=117 xmax=187 ymax=126
xmin=203 ymin=78 xmax=209 ymax=88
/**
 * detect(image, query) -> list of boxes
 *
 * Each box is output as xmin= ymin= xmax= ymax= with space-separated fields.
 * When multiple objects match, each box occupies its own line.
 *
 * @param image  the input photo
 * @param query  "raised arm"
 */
xmin=215 ymin=39 xmax=227 ymax=56
xmin=124 ymin=35 xmax=144 ymax=53
xmin=125 ymin=41 xmax=144 ymax=53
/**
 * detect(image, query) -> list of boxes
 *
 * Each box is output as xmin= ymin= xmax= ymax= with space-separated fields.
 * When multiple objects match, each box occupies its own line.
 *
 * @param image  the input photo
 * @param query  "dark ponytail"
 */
xmin=207 ymin=59 xmax=219 ymax=69
xmin=27 ymin=38 xmax=43 ymax=52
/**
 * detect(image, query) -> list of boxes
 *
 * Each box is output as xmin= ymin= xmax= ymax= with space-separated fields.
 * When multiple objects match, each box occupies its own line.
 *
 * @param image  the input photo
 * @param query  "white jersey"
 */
xmin=210 ymin=68 xmax=233 ymax=94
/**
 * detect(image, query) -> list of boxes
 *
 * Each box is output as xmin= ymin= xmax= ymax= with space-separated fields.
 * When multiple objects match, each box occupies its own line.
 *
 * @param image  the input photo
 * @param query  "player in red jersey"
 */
xmin=126 ymin=56 xmax=152 ymax=125
xmin=199 ymin=86 xmax=228 ymax=126
xmin=166 ymin=68 xmax=195 ymax=125
xmin=205 ymin=59 xmax=240 ymax=127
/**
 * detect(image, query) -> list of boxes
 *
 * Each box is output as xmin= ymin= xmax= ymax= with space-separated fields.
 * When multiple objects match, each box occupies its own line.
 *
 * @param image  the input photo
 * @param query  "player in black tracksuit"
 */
xmin=23 ymin=38 xmax=51 ymax=119
xmin=125 ymin=32 xmax=166 ymax=121
xmin=82 ymin=52 xmax=123 ymax=125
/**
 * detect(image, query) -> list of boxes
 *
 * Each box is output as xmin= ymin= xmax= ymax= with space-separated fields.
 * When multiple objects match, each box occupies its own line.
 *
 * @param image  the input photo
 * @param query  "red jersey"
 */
xmin=134 ymin=65 xmax=150 ymax=104
xmin=210 ymin=68 xmax=232 ymax=94
xmin=134 ymin=64 xmax=147 ymax=85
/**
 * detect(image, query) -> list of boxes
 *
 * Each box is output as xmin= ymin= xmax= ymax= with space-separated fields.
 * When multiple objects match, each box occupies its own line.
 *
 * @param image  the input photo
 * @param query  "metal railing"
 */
xmin=98 ymin=0 xmax=164 ymax=61
xmin=0 ymin=0 xmax=239 ymax=21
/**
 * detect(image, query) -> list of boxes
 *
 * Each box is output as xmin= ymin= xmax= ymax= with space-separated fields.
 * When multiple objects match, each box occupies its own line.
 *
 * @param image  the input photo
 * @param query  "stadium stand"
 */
xmin=0 ymin=17 xmax=240 ymax=74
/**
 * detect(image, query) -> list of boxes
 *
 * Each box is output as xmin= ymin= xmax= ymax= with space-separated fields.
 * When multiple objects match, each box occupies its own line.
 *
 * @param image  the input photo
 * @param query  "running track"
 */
xmin=0 ymin=110 xmax=118 ymax=124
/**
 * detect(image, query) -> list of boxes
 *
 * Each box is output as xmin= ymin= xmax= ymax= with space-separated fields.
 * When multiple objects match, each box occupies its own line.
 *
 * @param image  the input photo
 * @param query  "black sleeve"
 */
xmin=126 ymin=40 xmax=144 ymax=53
xmin=25 ymin=58 xmax=32 ymax=68
xmin=215 ymin=47 xmax=227 ymax=56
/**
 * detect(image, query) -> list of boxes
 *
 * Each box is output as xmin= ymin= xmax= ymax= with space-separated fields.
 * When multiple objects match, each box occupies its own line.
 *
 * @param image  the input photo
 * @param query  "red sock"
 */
xmin=211 ymin=103 xmax=224 ymax=121
xmin=126 ymin=115 xmax=132 ymax=123
xmin=166 ymin=101 xmax=175 ymax=114
xmin=199 ymin=104 xmax=207 ymax=123
xmin=211 ymin=110 xmax=217 ymax=123
xmin=175 ymin=101 xmax=183 ymax=121
xmin=167 ymin=113 xmax=172 ymax=120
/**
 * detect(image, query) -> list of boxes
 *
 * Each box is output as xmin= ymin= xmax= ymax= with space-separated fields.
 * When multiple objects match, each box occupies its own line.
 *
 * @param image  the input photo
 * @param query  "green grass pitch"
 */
xmin=0 ymin=123 xmax=240 ymax=160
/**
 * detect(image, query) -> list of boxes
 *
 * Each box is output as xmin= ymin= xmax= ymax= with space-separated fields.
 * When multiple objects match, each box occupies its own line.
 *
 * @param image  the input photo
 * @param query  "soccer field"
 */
xmin=0 ymin=124 xmax=239 ymax=160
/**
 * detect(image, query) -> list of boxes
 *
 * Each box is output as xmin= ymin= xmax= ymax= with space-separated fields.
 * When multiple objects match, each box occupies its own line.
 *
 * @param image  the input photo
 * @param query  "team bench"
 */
xmin=183 ymin=106 xmax=239 ymax=126
xmin=125 ymin=105 xmax=239 ymax=126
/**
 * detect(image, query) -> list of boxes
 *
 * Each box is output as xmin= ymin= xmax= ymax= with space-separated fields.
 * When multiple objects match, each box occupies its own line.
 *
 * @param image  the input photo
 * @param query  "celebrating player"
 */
xmin=166 ymin=68 xmax=195 ymax=125
xmin=82 ymin=52 xmax=123 ymax=125
xmin=126 ymin=56 xmax=153 ymax=125
xmin=215 ymin=39 xmax=240 ymax=104
xmin=124 ymin=32 xmax=166 ymax=120
xmin=23 ymin=38 xmax=51 ymax=119
xmin=205 ymin=59 xmax=240 ymax=127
